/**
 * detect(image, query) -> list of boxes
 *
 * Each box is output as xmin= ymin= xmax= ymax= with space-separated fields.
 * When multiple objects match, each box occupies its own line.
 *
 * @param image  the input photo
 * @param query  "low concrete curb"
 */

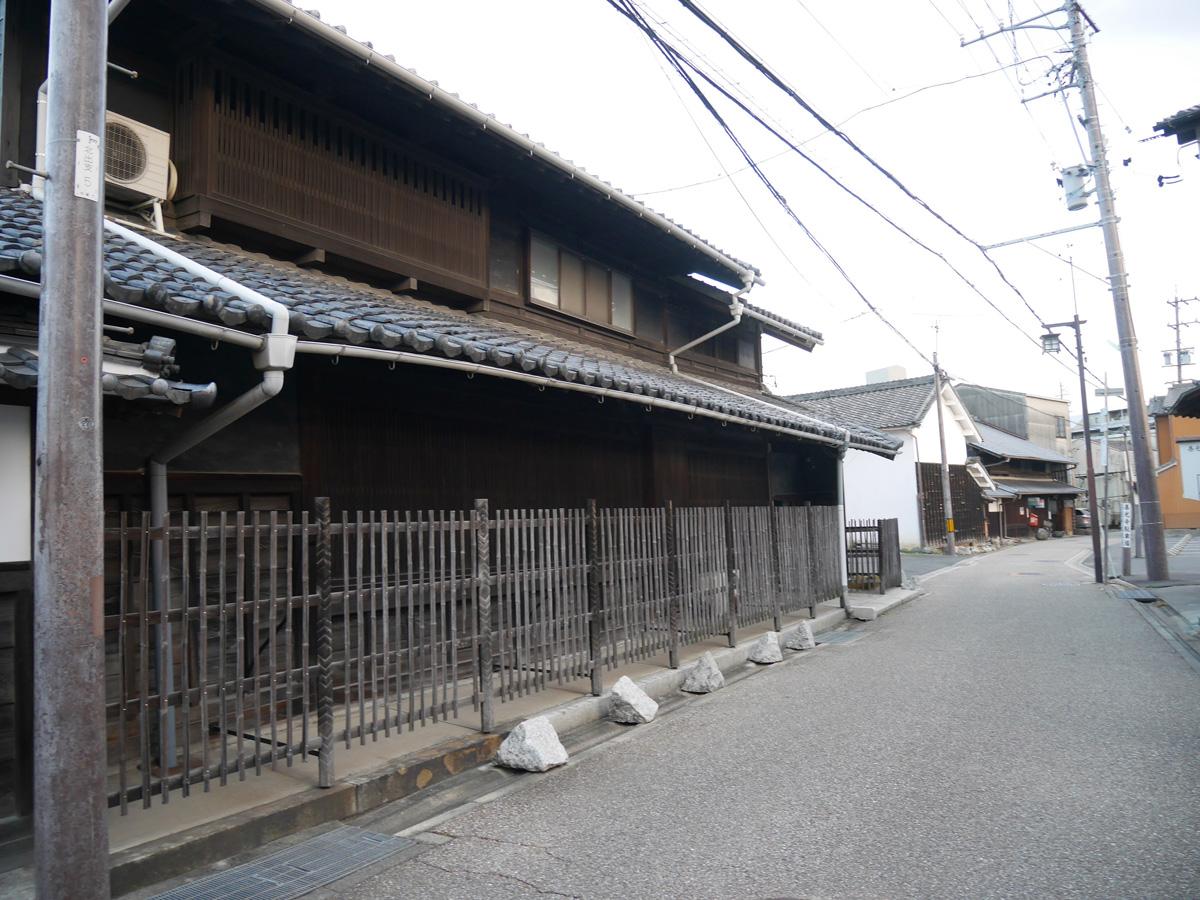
xmin=847 ymin=587 xmax=923 ymax=622
xmin=536 ymin=605 xmax=848 ymax=737
xmin=85 ymin=604 xmax=859 ymax=896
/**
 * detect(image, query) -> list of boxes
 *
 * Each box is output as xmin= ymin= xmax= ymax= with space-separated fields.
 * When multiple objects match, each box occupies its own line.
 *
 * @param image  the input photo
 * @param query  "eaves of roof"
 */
xmin=0 ymin=331 xmax=216 ymax=406
xmin=1153 ymin=104 xmax=1200 ymax=138
xmin=245 ymin=0 xmax=762 ymax=289
xmin=968 ymin=422 xmax=1074 ymax=464
xmin=0 ymin=190 xmax=900 ymax=458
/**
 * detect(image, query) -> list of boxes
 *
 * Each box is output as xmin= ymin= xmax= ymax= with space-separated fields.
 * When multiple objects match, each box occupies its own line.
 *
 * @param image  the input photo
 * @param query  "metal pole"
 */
xmin=1068 ymin=1 xmax=1168 ymax=580
xmin=933 ymin=354 xmax=956 ymax=555
xmin=1073 ymin=317 xmax=1104 ymax=584
xmin=1123 ymin=424 xmax=1135 ymax=572
xmin=1101 ymin=375 xmax=1112 ymax=578
xmin=33 ymin=0 xmax=110 ymax=895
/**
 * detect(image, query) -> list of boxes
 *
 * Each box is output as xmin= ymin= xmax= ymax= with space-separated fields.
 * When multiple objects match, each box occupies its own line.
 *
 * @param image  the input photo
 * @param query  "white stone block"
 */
xmin=784 ymin=621 xmax=816 ymax=651
xmin=494 ymin=716 xmax=569 ymax=772
xmin=608 ymin=675 xmax=658 ymax=724
xmin=747 ymin=631 xmax=783 ymax=664
xmin=681 ymin=652 xmax=725 ymax=693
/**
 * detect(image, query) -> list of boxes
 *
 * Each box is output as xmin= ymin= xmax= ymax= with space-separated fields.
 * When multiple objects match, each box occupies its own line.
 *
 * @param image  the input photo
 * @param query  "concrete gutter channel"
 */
xmin=23 ymin=588 xmax=923 ymax=897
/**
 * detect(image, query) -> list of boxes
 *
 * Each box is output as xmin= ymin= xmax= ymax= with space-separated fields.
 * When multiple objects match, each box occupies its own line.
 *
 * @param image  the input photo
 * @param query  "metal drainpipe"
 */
xmin=105 ymin=218 xmax=296 ymax=765
xmin=668 ymin=278 xmax=752 ymax=374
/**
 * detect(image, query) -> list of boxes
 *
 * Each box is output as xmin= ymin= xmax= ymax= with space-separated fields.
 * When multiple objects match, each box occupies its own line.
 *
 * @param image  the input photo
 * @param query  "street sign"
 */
xmin=1120 ymin=502 xmax=1132 ymax=549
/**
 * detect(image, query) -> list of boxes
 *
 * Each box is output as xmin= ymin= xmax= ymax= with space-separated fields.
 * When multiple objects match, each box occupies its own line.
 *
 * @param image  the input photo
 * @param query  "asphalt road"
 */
xmin=327 ymin=536 xmax=1200 ymax=899
xmin=900 ymin=549 xmax=965 ymax=578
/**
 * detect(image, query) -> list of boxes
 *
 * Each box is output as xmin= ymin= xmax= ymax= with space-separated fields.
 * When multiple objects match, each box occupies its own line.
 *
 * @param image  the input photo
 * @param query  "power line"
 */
xmin=788 ymin=0 xmax=892 ymax=97
xmin=640 ymin=29 xmax=835 ymax=308
xmin=607 ymin=0 xmax=936 ymax=366
xmin=670 ymin=0 xmax=1102 ymax=385
xmin=630 ymin=56 xmax=1053 ymax=199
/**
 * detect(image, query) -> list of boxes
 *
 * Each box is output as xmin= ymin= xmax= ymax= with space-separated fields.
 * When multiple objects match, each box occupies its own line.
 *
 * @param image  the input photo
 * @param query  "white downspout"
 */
xmin=104 ymin=217 xmax=295 ymax=767
xmin=668 ymin=277 xmax=752 ymax=375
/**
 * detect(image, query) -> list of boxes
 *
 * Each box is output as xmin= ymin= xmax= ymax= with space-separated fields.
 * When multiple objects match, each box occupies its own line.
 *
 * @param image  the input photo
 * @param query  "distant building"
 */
xmin=956 ymin=384 xmax=1072 ymax=458
xmin=783 ymin=371 xmax=986 ymax=549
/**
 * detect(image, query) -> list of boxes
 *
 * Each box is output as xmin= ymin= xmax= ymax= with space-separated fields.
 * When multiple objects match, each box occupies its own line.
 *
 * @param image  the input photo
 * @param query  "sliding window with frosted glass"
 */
xmin=528 ymin=234 xmax=635 ymax=332
xmin=530 ymin=235 xmax=560 ymax=306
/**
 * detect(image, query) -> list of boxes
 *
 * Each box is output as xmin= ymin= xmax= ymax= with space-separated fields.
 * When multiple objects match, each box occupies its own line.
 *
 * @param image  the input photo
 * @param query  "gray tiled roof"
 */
xmin=782 ymin=376 xmax=935 ymax=431
xmin=1153 ymin=104 xmax=1200 ymax=136
xmin=0 ymin=331 xmax=217 ymax=406
xmin=741 ymin=302 xmax=822 ymax=347
xmin=0 ymin=190 xmax=899 ymax=456
xmin=988 ymin=477 xmax=1080 ymax=498
xmin=969 ymin=422 xmax=1074 ymax=464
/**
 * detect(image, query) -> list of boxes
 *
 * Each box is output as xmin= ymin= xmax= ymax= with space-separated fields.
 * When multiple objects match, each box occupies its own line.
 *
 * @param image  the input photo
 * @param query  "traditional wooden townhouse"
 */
xmin=0 ymin=0 xmax=900 ymax=847
xmin=782 ymin=370 xmax=988 ymax=548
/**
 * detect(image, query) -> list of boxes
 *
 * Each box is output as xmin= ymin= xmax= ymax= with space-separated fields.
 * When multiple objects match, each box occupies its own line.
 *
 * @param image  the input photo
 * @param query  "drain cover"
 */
xmin=816 ymin=630 xmax=865 ymax=645
xmin=1116 ymin=588 xmax=1158 ymax=602
xmin=152 ymin=826 xmax=412 ymax=900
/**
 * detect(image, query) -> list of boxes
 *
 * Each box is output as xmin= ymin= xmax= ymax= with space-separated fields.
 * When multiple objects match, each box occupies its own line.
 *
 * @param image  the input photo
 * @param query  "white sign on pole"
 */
xmin=1120 ymin=501 xmax=1132 ymax=549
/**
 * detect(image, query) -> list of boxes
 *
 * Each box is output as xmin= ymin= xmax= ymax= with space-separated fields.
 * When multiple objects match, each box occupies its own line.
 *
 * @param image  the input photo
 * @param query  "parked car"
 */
xmin=1074 ymin=508 xmax=1092 ymax=533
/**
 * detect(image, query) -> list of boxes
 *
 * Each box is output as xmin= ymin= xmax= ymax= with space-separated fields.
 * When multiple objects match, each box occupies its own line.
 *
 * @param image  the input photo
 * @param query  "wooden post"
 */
xmin=585 ymin=499 xmax=604 ymax=696
xmin=876 ymin=521 xmax=886 ymax=596
xmin=723 ymin=501 xmax=739 ymax=648
xmin=314 ymin=497 xmax=335 ymax=788
xmin=768 ymin=505 xmax=783 ymax=632
xmin=665 ymin=500 xmax=681 ymax=668
xmin=474 ymin=499 xmax=495 ymax=732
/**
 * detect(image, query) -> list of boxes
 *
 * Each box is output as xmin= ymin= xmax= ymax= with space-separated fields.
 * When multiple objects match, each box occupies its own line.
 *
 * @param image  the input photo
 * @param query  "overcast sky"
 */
xmin=313 ymin=0 xmax=1200 ymax=417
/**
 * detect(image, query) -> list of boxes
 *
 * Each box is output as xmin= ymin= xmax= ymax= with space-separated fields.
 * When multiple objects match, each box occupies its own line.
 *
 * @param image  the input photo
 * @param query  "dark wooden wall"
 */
xmin=297 ymin=356 xmax=787 ymax=512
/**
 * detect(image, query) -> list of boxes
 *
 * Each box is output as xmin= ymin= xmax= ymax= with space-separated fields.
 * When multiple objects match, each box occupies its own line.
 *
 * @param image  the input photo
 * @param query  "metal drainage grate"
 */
xmin=1116 ymin=588 xmax=1159 ymax=602
xmin=815 ymin=630 xmax=865 ymax=646
xmin=152 ymin=826 xmax=413 ymax=900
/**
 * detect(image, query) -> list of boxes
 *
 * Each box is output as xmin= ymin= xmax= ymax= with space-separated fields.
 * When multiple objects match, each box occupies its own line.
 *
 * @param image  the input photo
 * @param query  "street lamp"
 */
xmin=1043 ymin=316 xmax=1104 ymax=584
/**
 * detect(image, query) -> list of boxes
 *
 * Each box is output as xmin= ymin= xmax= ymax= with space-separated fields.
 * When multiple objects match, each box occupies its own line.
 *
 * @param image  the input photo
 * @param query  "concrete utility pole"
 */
xmin=1045 ymin=318 xmax=1104 ymax=583
xmin=34 ymin=0 xmax=110 ymax=896
xmin=1067 ymin=1 xmax=1169 ymax=581
xmin=1164 ymin=295 xmax=1197 ymax=385
xmin=933 ymin=353 xmax=956 ymax=555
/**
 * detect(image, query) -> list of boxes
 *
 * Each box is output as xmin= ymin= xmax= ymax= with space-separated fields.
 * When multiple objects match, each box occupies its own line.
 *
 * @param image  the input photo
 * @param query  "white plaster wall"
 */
xmin=841 ymin=431 xmax=923 ymax=548
xmin=0 ymin=405 xmax=32 ymax=563
xmin=912 ymin=400 xmax=970 ymax=465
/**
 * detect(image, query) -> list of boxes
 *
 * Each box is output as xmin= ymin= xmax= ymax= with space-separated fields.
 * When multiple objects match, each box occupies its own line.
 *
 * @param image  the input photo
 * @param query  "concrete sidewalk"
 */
xmin=0 ymin=586 xmax=922 ymax=898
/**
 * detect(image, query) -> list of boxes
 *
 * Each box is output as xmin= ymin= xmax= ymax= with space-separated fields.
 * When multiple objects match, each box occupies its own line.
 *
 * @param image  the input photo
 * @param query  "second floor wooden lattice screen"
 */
xmin=173 ymin=59 xmax=488 ymax=291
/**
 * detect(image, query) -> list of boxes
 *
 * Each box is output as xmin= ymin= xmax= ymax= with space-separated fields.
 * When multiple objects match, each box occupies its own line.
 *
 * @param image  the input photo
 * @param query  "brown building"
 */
xmin=1152 ymin=387 xmax=1200 ymax=528
xmin=0 ymin=0 xmax=899 ymax=836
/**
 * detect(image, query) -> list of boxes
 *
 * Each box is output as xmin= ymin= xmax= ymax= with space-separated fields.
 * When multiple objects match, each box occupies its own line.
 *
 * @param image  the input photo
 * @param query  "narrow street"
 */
xmin=316 ymin=537 xmax=1200 ymax=899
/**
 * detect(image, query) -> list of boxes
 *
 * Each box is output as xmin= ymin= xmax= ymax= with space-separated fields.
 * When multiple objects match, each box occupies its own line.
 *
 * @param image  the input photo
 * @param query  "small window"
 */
xmin=1055 ymin=416 xmax=1067 ymax=438
xmin=530 ymin=236 xmax=559 ymax=307
xmin=489 ymin=219 xmax=522 ymax=295
xmin=612 ymin=273 xmax=633 ymax=331
xmin=737 ymin=337 xmax=757 ymax=370
xmin=528 ymin=235 xmax=634 ymax=332
xmin=560 ymin=251 xmax=585 ymax=315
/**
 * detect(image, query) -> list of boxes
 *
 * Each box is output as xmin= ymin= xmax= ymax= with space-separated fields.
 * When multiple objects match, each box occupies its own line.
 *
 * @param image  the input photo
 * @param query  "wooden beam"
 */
xmin=390 ymin=276 xmax=418 ymax=294
xmin=293 ymin=248 xmax=326 ymax=267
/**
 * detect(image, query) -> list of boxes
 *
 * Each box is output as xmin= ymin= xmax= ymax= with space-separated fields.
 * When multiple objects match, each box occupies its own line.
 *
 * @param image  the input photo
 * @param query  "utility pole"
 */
xmin=933 ymin=350 xmax=956 ymax=555
xmin=1044 ymin=318 xmax=1103 ymax=583
xmin=1164 ymin=295 xmax=1198 ymax=385
xmin=1067 ymin=1 xmax=1169 ymax=581
xmin=34 ymin=0 xmax=110 ymax=896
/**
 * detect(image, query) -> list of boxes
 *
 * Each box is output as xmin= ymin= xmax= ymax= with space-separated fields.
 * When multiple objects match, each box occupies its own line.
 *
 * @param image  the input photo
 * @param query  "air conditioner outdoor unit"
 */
xmin=104 ymin=111 xmax=172 ymax=202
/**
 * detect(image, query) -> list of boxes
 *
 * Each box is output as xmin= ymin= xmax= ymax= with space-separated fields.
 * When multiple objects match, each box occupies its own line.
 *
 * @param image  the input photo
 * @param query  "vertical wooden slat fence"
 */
xmin=845 ymin=517 xmax=901 ymax=593
xmin=102 ymin=498 xmax=848 ymax=814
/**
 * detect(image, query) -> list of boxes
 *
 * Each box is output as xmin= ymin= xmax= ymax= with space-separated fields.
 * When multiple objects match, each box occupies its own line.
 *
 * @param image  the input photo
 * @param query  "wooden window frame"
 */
xmin=526 ymin=232 xmax=637 ymax=337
